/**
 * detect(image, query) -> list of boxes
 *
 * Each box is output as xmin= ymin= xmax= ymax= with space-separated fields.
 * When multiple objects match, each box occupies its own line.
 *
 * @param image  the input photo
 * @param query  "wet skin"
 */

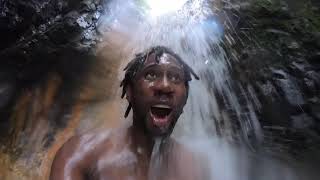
xmin=50 ymin=53 xmax=206 ymax=180
xmin=129 ymin=52 xmax=188 ymax=137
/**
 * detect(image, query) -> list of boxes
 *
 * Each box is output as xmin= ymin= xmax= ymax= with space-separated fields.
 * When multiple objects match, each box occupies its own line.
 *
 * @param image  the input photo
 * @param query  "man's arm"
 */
xmin=50 ymin=136 xmax=87 ymax=180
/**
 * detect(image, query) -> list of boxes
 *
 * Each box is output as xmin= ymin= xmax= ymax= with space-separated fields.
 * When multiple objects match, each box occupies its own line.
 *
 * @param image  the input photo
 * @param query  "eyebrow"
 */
xmin=142 ymin=63 xmax=183 ymax=70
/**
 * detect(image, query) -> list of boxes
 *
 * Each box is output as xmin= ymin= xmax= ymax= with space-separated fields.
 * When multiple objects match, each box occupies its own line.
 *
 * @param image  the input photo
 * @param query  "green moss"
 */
xmin=252 ymin=0 xmax=282 ymax=14
xmin=299 ymin=1 xmax=320 ymax=32
xmin=250 ymin=0 xmax=319 ymax=33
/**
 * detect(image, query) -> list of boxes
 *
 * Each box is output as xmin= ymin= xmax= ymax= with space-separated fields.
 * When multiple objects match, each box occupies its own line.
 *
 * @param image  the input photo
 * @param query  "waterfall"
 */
xmin=98 ymin=0 xmax=300 ymax=179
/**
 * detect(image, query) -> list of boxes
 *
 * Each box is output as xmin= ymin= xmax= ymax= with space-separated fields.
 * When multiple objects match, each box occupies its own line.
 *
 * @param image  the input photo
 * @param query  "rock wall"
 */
xmin=0 ymin=0 xmax=122 ymax=179
xmin=0 ymin=0 xmax=103 ymax=138
xmin=222 ymin=0 xmax=320 ymax=158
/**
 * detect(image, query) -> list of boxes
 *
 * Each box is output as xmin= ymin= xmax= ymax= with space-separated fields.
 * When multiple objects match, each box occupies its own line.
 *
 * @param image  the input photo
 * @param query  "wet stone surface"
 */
xmin=0 ymin=0 xmax=105 ymax=179
xmin=224 ymin=0 xmax=320 ymax=157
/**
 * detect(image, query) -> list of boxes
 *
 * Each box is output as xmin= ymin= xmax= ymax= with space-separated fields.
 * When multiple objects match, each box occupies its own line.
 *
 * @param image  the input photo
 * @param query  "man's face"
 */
xmin=129 ymin=52 xmax=188 ymax=137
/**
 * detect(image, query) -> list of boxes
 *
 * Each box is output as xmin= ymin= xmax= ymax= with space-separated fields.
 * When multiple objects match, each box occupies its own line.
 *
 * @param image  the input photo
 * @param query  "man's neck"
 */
xmin=129 ymin=124 xmax=155 ymax=157
xmin=131 ymin=125 xmax=171 ymax=156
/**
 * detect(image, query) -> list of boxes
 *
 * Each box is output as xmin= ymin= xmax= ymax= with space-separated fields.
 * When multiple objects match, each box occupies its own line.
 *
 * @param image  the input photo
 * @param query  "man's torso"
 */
xmin=82 ymin=129 xmax=196 ymax=180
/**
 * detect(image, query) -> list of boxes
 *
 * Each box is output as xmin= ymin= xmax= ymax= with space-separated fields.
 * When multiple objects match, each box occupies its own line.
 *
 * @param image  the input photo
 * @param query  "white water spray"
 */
xmin=148 ymin=138 xmax=163 ymax=180
xmin=98 ymin=0 xmax=300 ymax=179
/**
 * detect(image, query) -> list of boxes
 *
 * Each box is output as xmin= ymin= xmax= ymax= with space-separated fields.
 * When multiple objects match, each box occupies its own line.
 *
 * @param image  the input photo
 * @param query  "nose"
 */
xmin=153 ymin=76 xmax=173 ymax=97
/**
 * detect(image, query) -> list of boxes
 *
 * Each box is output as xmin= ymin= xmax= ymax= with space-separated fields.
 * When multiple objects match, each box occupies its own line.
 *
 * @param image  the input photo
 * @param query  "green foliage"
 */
xmin=250 ymin=0 xmax=319 ymax=33
xmin=254 ymin=0 xmax=281 ymax=11
xmin=299 ymin=1 xmax=320 ymax=32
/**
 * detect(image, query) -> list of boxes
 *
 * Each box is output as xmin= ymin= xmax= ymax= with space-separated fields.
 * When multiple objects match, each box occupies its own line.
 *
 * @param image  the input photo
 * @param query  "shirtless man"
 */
xmin=50 ymin=46 xmax=207 ymax=180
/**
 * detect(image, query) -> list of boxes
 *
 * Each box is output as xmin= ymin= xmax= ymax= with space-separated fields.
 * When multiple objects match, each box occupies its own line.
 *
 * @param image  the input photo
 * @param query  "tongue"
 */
xmin=151 ymin=107 xmax=171 ymax=127
xmin=152 ymin=115 xmax=169 ymax=127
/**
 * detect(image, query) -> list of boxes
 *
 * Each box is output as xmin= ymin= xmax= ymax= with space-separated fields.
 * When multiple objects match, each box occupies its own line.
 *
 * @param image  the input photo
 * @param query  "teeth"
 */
xmin=152 ymin=104 xmax=170 ymax=109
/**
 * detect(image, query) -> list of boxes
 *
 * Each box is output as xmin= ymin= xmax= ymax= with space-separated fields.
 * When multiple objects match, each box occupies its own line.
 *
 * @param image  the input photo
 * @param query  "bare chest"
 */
xmin=90 ymin=149 xmax=182 ymax=180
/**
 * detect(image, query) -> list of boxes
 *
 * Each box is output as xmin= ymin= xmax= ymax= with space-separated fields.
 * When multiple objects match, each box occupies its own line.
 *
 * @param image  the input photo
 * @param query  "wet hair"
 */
xmin=120 ymin=46 xmax=199 ymax=118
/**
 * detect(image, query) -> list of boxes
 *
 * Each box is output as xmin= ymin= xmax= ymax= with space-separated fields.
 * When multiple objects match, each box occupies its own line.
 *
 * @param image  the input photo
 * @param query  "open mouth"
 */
xmin=150 ymin=105 xmax=172 ymax=127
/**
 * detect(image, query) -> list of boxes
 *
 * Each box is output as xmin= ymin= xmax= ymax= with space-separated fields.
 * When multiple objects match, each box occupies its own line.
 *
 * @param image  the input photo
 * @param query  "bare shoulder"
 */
xmin=49 ymin=129 xmax=116 ymax=180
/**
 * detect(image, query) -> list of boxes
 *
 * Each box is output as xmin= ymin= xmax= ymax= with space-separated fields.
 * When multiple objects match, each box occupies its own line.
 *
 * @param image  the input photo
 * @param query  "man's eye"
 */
xmin=145 ymin=72 xmax=157 ymax=80
xmin=169 ymin=74 xmax=182 ymax=83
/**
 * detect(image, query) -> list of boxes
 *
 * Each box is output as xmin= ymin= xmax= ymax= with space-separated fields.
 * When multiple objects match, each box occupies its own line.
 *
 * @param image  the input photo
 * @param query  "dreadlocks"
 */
xmin=120 ymin=46 xmax=199 ymax=118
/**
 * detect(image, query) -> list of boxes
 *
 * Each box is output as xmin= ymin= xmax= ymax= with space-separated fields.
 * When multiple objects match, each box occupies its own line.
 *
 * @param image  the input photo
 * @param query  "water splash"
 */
xmin=98 ymin=0 xmax=300 ymax=179
xmin=148 ymin=138 xmax=163 ymax=180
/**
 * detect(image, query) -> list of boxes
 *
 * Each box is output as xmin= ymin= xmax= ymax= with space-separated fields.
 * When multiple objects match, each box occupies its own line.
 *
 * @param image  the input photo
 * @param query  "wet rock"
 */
xmin=239 ymin=2 xmax=252 ymax=11
xmin=265 ymin=29 xmax=290 ymax=36
xmin=304 ymin=78 xmax=317 ymax=94
xmin=256 ymin=81 xmax=279 ymax=102
xmin=312 ymin=32 xmax=320 ymax=48
xmin=308 ymin=97 xmax=320 ymax=104
xmin=287 ymin=40 xmax=300 ymax=50
xmin=309 ymin=99 xmax=320 ymax=124
xmin=76 ymin=13 xmax=93 ymax=28
xmin=0 ymin=81 xmax=16 ymax=109
xmin=308 ymin=52 xmax=320 ymax=65
xmin=305 ymin=71 xmax=320 ymax=87
xmin=93 ymin=11 xmax=102 ymax=21
xmin=291 ymin=114 xmax=315 ymax=130
xmin=272 ymin=69 xmax=306 ymax=107
xmin=0 ymin=0 xmax=104 ymax=145
xmin=81 ymin=0 xmax=98 ymax=11
xmin=0 ymin=0 xmax=103 ymax=58
xmin=311 ymin=107 xmax=320 ymax=121
xmin=225 ymin=0 xmax=320 ymax=157
xmin=271 ymin=69 xmax=287 ymax=79
xmin=224 ymin=2 xmax=252 ymax=12
xmin=290 ymin=61 xmax=311 ymax=75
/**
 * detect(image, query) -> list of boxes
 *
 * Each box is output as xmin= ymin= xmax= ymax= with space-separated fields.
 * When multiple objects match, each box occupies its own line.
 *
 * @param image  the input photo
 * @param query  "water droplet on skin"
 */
xmin=159 ymin=54 xmax=171 ymax=65
xmin=137 ymin=146 xmax=143 ymax=154
xmin=148 ymin=82 xmax=155 ymax=87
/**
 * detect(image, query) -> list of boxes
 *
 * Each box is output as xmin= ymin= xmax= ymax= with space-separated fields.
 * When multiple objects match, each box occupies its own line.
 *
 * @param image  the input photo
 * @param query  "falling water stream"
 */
xmin=148 ymin=138 xmax=162 ymax=180
xmin=97 ymin=0 xmax=315 ymax=180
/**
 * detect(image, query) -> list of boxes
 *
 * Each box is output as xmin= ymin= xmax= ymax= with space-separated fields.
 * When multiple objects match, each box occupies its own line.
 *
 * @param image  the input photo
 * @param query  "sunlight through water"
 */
xmin=142 ymin=0 xmax=188 ymax=17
